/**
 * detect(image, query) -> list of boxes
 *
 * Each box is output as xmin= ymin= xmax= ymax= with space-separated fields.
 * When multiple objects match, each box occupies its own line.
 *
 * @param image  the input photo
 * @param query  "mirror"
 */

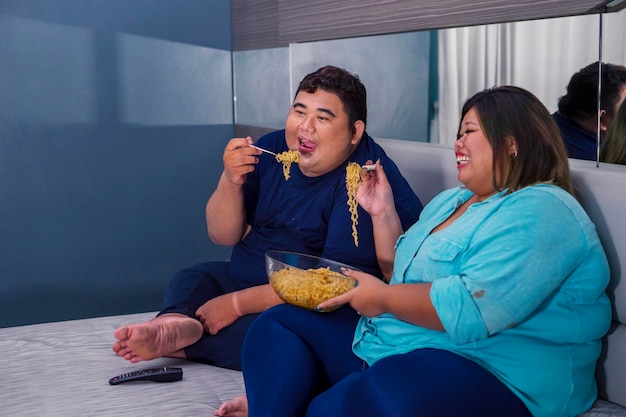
xmin=234 ymin=7 xmax=626 ymax=166
xmin=599 ymin=6 xmax=626 ymax=165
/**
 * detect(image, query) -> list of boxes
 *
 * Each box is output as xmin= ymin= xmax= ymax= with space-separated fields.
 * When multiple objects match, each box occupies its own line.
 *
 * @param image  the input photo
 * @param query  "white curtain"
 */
xmin=436 ymin=11 xmax=626 ymax=147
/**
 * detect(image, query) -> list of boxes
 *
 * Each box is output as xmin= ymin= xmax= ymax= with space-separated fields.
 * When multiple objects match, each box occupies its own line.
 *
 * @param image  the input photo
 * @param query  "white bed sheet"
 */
xmin=0 ymin=312 xmax=245 ymax=417
xmin=3 ymin=310 xmax=625 ymax=416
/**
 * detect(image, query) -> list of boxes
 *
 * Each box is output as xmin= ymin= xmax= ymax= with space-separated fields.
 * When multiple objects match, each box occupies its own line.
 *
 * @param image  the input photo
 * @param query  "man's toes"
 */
xmin=112 ymin=341 xmax=125 ymax=353
xmin=118 ymin=348 xmax=131 ymax=357
xmin=113 ymin=326 xmax=131 ymax=341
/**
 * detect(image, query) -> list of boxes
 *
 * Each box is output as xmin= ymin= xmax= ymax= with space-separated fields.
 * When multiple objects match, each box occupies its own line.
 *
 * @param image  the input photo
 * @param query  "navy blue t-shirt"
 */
xmin=553 ymin=112 xmax=598 ymax=161
xmin=229 ymin=129 xmax=423 ymax=288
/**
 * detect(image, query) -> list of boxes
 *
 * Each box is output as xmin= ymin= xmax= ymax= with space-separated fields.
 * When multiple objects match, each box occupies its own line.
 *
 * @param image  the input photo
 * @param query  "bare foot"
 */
xmin=214 ymin=395 xmax=248 ymax=417
xmin=112 ymin=314 xmax=203 ymax=362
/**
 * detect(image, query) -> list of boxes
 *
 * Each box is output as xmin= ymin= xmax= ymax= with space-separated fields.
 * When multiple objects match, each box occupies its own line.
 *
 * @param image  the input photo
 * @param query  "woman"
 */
xmin=217 ymin=86 xmax=611 ymax=417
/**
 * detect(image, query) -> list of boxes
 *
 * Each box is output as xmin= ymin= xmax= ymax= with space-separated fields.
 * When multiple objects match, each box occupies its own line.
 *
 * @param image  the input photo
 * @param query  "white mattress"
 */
xmin=3 ymin=311 xmax=625 ymax=416
xmin=0 ymin=312 xmax=245 ymax=417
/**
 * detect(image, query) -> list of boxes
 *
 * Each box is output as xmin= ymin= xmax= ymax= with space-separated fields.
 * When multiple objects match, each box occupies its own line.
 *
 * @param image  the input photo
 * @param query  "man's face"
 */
xmin=613 ymin=85 xmax=626 ymax=118
xmin=602 ymin=84 xmax=626 ymax=139
xmin=284 ymin=89 xmax=362 ymax=177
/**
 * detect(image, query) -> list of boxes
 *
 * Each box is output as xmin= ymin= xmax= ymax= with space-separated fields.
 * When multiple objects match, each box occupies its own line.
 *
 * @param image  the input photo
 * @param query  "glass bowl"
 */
xmin=265 ymin=250 xmax=358 ymax=312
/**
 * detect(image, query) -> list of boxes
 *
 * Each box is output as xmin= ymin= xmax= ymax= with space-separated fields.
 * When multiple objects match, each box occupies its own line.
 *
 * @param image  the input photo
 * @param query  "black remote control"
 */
xmin=109 ymin=367 xmax=183 ymax=385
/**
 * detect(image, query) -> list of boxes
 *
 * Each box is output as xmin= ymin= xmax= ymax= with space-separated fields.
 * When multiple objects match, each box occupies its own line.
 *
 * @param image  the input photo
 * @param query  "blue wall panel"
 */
xmin=0 ymin=0 xmax=234 ymax=327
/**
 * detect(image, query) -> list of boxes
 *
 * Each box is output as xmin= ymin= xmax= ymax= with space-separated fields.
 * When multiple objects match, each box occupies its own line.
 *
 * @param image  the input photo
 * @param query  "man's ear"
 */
xmin=351 ymin=120 xmax=366 ymax=144
xmin=599 ymin=109 xmax=609 ymax=132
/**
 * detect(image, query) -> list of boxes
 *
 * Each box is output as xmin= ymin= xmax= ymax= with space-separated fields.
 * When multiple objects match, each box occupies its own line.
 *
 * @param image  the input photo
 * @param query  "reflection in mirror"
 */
xmin=603 ymin=7 xmax=626 ymax=69
xmin=599 ymin=7 xmax=626 ymax=165
xmin=234 ymin=9 xmax=626 ymax=163
xmin=600 ymin=98 xmax=626 ymax=164
xmin=439 ymin=8 xmax=626 ymax=165
xmin=437 ymin=12 xmax=622 ymax=151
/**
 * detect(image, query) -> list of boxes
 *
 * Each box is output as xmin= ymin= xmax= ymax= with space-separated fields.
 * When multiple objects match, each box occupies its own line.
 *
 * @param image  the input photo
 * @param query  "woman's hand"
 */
xmin=317 ymin=268 xmax=389 ymax=317
xmin=356 ymin=159 xmax=396 ymax=219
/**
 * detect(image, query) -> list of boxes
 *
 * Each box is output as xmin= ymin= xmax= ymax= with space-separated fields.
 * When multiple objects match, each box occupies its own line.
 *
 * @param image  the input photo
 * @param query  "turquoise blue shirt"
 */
xmin=352 ymin=184 xmax=611 ymax=417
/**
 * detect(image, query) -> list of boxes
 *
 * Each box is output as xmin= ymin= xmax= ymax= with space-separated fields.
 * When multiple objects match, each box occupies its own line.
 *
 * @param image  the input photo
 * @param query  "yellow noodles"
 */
xmin=275 ymin=150 xmax=301 ymax=180
xmin=269 ymin=266 xmax=356 ymax=311
xmin=346 ymin=162 xmax=361 ymax=247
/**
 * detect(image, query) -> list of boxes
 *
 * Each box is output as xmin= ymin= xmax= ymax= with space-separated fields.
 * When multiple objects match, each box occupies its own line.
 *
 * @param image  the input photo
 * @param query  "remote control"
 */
xmin=109 ymin=367 xmax=183 ymax=385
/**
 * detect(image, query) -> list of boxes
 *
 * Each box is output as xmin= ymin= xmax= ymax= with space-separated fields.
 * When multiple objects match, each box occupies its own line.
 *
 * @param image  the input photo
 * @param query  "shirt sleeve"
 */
xmin=430 ymin=187 xmax=596 ymax=344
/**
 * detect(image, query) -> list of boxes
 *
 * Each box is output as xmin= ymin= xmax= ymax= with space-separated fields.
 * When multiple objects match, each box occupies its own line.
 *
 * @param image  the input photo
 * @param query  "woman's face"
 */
xmin=455 ymin=107 xmax=497 ymax=200
xmin=284 ymin=89 xmax=363 ymax=177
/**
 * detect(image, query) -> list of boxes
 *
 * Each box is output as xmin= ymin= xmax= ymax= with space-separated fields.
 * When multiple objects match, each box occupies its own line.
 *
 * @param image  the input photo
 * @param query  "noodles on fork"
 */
xmin=275 ymin=150 xmax=301 ymax=180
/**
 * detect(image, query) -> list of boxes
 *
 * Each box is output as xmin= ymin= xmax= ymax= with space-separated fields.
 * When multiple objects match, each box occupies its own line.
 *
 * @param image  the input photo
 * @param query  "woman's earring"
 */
xmin=514 ymin=150 xmax=518 ymax=158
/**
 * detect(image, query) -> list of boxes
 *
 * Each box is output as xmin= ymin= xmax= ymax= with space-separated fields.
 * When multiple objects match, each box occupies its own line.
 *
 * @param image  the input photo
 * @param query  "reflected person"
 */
xmin=111 ymin=65 xmax=423 ymax=371
xmin=553 ymin=61 xmax=626 ymax=161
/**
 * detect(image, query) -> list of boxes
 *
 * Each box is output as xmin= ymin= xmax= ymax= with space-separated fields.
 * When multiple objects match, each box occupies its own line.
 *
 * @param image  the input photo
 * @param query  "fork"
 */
xmin=251 ymin=144 xmax=374 ymax=171
xmin=250 ymin=145 xmax=277 ymax=156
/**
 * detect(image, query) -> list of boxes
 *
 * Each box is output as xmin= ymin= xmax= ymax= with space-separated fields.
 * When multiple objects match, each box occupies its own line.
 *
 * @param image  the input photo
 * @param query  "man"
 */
xmin=553 ymin=61 xmax=626 ymax=161
xmin=112 ymin=65 xmax=423 ymax=370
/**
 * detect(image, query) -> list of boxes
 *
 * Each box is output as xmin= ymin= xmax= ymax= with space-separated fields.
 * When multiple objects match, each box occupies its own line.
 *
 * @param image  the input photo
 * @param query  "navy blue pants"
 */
xmin=158 ymin=261 xmax=259 ymax=370
xmin=242 ymin=304 xmax=532 ymax=417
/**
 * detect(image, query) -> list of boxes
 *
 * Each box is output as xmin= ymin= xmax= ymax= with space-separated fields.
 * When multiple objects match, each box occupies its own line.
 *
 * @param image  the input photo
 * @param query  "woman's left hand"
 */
xmin=317 ymin=268 xmax=389 ymax=317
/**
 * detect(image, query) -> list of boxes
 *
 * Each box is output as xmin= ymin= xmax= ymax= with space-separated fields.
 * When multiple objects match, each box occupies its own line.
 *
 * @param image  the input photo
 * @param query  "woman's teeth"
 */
xmin=456 ymin=155 xmax=470 ymax=165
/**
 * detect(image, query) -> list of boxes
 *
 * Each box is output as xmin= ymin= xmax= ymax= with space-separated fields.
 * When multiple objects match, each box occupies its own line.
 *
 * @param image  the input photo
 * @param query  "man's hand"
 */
xmin=206 ymin=137 xmax=262 ymax=245
xmin=195 ymin=293 xmax=241 ymax=335
xmin=222 ymin=137 xmax=262 ymax=186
